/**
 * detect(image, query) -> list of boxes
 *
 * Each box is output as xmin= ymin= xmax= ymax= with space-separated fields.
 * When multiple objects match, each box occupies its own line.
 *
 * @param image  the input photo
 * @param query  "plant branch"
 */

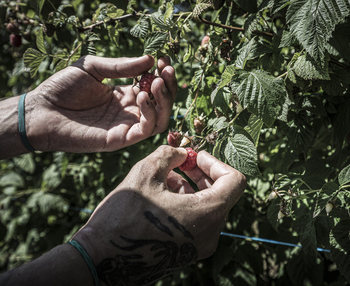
xmin=66 ymin=42 xmax=82 ymax=66
xmin=78 ymin=13 xmax=136 ymax=31
xmin=199 ymin=17 xmax=274 ymax=38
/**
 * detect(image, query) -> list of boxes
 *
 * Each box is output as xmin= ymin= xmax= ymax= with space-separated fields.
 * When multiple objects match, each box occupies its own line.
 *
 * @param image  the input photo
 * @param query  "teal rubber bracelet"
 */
xmin=18 ymin=93 xmax=35 ymax=152
xmin=68 ymin=240 xmax=100 ymax=286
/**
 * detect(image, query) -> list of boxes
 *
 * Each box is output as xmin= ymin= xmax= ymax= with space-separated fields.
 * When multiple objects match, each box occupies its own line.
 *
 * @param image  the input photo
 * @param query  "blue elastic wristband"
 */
xmin=68 ymin=240 xmax=100 ymax=286
xmin=18 ymin=93 xmax=36 ymax=152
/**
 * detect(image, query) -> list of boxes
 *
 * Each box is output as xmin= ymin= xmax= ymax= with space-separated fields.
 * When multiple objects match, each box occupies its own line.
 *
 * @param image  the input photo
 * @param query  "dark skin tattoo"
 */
xmin=96 ymin=212 xmax=198 ymax=286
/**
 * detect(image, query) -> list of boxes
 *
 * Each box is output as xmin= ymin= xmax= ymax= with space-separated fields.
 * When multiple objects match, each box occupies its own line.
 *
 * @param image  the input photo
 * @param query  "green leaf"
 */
xmin=193 ymin=0 xmax=211 ymax=19
xmin=151 ymin=12 xmax=171 ymax=30
xmin=313 ymin=181 xmax=339 ymax=218
xmin=30 ymin=0 xmax=45 ymax=15
xmin=0 ymin=172 xmax=24 ymax=188
xmin=321 ymin=68 xmax=350 ymax=96
xmin=328 ymin=19 xmax=350 ymax=61
xmin=36 ymin=28 xmax=46 ymax=54
xmin=231 ymin=70 xmax=290 ymax=127
xmin=13 ymin=154 xmax=35 ymax=174
xmin=330 ymin=218 xmax=350 ymax=283
xmin=294 ymin=211 xmax=318 ymax=257
xmin=244 ymin=114 xmax=263 ymax=147
xmin=222 ymin=126 xmax=260 ymax=175
xmin=211 ymin=86 xmax=231 ymax=115
xmin=293 ymin=53 xmax=330 ymax=80
xmin=339 ymin=164 xmax=350 ymax=186
xmin=284 ymin=111 xmax=314 ymax=152
xmin=27 ymin=191 xmax=67 ymax=215
xmin=286 ymin=0 xmax=350 ymax=61
xmin=235 ymin=37 xmax=257 ymax=69
xmin=164 ymin=2 xmax=174 ymax=22
xmin=299 ymin=96 xmax=327 ymax=117
xmin=218 ymin=65 xmax=236 ymax=90
xmin=42 ymin=164 xmax=61 ymax=189
xmin=130 ymin=17 xmax=149 ymax=39
xmin=332 ymin=94 xmax=350 ymax=145
xmin=183 ymin=44 xmax=192 ymax=63
xmin=143 ymin=31 xmax=167 ymax=55
xmin=23 ymin=48 xmax=46 ymax=77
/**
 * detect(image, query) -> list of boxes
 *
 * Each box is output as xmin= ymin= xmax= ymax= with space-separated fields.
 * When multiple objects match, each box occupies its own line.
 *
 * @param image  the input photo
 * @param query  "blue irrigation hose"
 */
xmin=64 ymin=205 xmax=330 ymax=253
xmin=220 ymin=232 xmax=330 ymax=253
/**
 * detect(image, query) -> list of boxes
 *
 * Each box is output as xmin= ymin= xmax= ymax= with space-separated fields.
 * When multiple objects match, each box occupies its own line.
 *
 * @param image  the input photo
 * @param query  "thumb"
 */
xmin=72 ymin=55 xmax=155 ymax=82
xmin=143 ymin=146 xmax=188 ymax=183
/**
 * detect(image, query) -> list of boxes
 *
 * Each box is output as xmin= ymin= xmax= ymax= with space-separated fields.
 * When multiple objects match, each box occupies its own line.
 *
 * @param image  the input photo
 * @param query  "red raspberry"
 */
xmin=139 ymin=72 xmax=156 ymax=94
xmin=10 ymin=34 xmax=22 ymax=47
xmin=179 ymin=148 xmax=197 ymax=171
xmin=167 ymin=131 xmax=182 ymax=147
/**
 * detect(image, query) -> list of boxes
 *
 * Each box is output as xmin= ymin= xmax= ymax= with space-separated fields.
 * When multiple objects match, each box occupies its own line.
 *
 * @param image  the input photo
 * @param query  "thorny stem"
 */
xmin=199 ymin=17 xmax=274 ymax=38
xmin=66 ymin=42 xmax=82 ymax=66
xmin=179 ymin=86 xmax=201 ymax=131
xmin=277 ymin=71 xmax=288 ymax=79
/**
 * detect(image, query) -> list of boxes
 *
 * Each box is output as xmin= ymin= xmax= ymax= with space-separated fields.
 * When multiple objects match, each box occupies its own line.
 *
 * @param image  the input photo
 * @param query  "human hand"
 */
xmin=25 ymin=55 xmax=177 ymax=153
xmin=72 ymin=146 xmax=246 ymax=285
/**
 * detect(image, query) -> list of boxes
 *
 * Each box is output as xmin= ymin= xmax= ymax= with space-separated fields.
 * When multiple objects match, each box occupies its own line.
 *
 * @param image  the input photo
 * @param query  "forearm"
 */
xmin=0 ymin=243 xmax=94 ymax=286
xmin=0 ymin=96 xmax=29 ymax=159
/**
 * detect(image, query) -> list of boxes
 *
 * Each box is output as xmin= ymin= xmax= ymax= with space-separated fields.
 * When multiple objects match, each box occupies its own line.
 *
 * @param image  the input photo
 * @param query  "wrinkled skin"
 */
xmin=25 ymin=55 xmax=177 ymax=153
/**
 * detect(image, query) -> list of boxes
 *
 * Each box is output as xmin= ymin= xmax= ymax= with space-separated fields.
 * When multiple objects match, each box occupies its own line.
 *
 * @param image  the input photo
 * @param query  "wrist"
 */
xmin=0 ymin=244 xmax=94 ymax=286
xmin=0 ymin=95 xmax=30 ymax=159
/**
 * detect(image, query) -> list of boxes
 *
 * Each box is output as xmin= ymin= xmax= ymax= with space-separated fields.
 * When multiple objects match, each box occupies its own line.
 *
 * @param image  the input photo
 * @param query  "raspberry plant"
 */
xmin=1 ymin=0 xmax=350 ymax=285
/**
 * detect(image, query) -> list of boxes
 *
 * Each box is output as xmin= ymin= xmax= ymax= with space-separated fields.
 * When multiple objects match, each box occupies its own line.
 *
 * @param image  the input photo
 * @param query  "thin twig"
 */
xmin=199 ymin=17 xmax=274 ymax=38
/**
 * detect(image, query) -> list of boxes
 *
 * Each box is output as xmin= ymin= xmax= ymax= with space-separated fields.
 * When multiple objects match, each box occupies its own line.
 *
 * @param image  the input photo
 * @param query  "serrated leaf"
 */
xmin=27 ymin=191 xmax=67 ymax=215
xmin=339 ymin=164 xmax=350 ymax=186
xmin=208 ymin=117 xmax=229 ymax=130
xmin=299 ymin=96 xmax=327 ymax=116
xmin=36 ymin=28 xmax=46 ymax=54
xmin=143 ymin=32 xmax=167 ymax=55
xmin=321 ymin=68 xmax=350 ymax=96
xmin=244 ymin=114 xmax=263 ymax=147
xmin=286 ymin=0 xmax=350 ymax=61
xmin=183 ymin=44 xmax=192 ymax=63
xmin=151 ymin=12 xmax=171 ymax=30
xmin=55 ymin=60 xmax=67 ymax=72
xmin=164 ymin=2 xmax=174 ymax=21
xmin=0 ymin=172 xmax=24 ymax=188
xmin=211 ymin=86 xmax=231 ymax=115
xmin=231 ymin=70 xmax=290 ymax=127
xmin=193 ymin=0 xmax=211 ymax=19
xmin=222 ymin=126 xmax=260 ymax=175
xmin=235 ymin=37 xmax=257 ymax=69
xmin=13 ymin=154 xmax=35 ymax=174
xmin=218 ymin=65 xmax=236 ymax=90
xmin=284 ymin=111 xmax=314 ymax=152
xmin=313 ymin=181 xmax=339 ymax=218
xmin=23 ymin=48 xmax=46 ymax=78
xmin=30 ymin=0 xmax=45 ymax=15
xmin=330 ymin=218 xmax=350 ymax=283
xmin=42 ymin=164 xmax=61 ymax=189
xmin=294 ymin=212 xmax=318 ymax=257
xmin=293 ymin=53 xmax=330 ymax=80
xmin=274 ymin=173 xmax=303 ymax=190
xmin=130 ymin=17 xmax=149 ymax=39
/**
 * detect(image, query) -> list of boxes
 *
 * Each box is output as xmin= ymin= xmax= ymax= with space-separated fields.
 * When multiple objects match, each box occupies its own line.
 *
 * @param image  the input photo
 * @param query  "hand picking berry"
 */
xmin=167 ymin=131 xmax=182 ymax=147
xmin=179 ymin=148 xmax=197 ymax=171
xmin=139 ymin=72 xmax=156 ymax=95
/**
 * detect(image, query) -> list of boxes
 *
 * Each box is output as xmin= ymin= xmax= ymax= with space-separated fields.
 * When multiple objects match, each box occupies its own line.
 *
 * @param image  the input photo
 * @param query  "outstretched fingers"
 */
xmin=72 ymin=55 xmax=155 ymax=82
